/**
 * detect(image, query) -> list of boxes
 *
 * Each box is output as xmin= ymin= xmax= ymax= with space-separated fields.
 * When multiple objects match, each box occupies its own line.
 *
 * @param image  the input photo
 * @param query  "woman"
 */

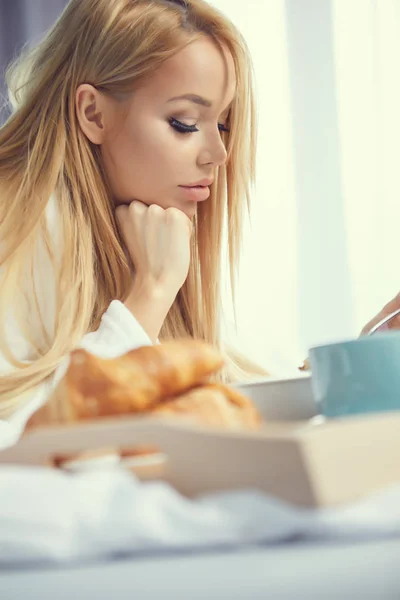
xmin=0 ymin=0 xmax=263 ymax=445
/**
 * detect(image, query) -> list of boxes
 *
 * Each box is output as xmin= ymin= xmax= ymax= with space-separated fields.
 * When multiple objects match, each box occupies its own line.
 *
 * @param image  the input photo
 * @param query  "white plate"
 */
xmin=235 ymin=376 xmax=317 ymax=421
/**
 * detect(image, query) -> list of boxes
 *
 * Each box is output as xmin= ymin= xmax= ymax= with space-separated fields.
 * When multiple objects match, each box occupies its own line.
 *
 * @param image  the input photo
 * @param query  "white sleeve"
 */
xmin=0 ymin=300 xmax=152 ymax=450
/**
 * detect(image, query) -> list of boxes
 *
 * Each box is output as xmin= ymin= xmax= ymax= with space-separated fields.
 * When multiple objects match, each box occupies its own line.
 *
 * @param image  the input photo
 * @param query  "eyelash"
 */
xmin=169 ymin=118 xmax=230 ymax=135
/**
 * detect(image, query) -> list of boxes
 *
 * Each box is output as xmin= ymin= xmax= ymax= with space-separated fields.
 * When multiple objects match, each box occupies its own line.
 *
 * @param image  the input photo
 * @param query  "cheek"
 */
xmin=104 ymin=121 xmax=195 ymax=201
xmin=117 ymin=125 xmax=172 ymax=173
xmin=130 ymin=131 xmax=186 ymax=174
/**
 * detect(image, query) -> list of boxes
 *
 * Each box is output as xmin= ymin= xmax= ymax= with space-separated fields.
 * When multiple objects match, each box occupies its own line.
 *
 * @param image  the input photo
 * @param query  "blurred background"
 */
xmin=1 ymin=0 xmax=399 ymax=375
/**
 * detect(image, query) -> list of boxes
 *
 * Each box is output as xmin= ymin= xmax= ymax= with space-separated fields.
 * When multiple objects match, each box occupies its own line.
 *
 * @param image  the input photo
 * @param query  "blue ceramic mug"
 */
xmin=309 ymin=332 xmax=400 ymax=417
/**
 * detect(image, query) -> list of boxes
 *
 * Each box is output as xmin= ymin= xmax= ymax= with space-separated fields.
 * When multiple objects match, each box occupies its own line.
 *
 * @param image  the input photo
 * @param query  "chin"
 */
xmin=183 ymin=206 xmax=197 ymax=219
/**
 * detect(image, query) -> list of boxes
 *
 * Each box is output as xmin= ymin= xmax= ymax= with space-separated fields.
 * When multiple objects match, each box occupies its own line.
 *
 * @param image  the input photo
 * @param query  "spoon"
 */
xmin=366 ymin=307 xmax=400 ymax=336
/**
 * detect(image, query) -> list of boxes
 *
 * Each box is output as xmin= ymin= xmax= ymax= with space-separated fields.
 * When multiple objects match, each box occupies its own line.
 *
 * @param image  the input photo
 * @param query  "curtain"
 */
xmin=213 ymin=0 xmax=303 ymax=374
xmin=214 ymin=0 xmax=400 ymax=375
xmin=0 ymin=0 xmax=68 ymax=122
xmin=331 ymin=0 xmax=400 ymax=336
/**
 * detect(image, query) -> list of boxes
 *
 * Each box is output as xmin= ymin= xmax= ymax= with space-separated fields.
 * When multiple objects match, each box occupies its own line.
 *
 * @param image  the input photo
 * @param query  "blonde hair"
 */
xmin=0 ymin=0 xmax=264 ymax=416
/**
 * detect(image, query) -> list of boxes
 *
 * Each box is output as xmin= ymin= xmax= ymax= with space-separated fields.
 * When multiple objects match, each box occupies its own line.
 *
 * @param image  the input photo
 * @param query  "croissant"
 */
xmin=152 ymin=383 xmax=261 ymax=430
xmin=27 ymin=339 xmax=224 ymax=427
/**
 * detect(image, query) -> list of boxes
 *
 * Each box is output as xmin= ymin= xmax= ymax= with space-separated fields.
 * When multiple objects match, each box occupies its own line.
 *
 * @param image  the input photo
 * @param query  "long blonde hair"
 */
xmin=0 ymin=0 xmax=263 ymax=416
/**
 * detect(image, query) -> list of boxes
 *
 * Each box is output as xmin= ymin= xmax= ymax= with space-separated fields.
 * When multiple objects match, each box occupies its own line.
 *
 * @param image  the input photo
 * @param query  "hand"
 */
xmin=116 ymin=201 xmax=192 ymax=296
xmin=116 ymin=201 xmax=192 ymax=342
xmin=360 ymin=291 xmax=400 ymax=335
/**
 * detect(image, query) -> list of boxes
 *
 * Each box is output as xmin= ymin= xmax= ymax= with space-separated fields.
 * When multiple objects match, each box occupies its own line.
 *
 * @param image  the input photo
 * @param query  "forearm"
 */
xmin=123 ymin=283 xmax=175 ymax=344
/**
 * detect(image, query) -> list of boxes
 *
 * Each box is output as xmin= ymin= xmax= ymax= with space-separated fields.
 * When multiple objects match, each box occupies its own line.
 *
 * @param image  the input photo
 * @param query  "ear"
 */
xmin=75 ymin=83 xmax=107 ymax=145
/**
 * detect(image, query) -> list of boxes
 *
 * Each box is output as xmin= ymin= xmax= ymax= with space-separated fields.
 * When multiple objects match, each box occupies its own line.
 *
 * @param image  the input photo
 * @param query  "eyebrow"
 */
xmin=167 ymin=94 xmax=213 ymax=108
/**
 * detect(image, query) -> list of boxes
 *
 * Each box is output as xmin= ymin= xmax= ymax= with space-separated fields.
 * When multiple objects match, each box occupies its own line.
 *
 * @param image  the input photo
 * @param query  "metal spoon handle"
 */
xmin=367 ymin=307 xmax=400 ymax=335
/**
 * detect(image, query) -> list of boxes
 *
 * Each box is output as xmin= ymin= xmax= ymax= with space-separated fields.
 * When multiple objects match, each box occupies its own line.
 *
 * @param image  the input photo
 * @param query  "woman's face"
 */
xmin=100 ymin=37 xmax=236 ymax=218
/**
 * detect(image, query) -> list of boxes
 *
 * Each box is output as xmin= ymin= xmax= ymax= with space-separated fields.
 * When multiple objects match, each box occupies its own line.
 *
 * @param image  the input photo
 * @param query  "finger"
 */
xmin=168 ymin=207 xmax=193 ymax=236
xmin=382 ymin=292 xmax=400 ymax=314
xmin=129 ymin=200 xmax=149 ymax=219
xmin=130 ymin=199 xmax=149 ymax=209
xmin=362 ymin=310 xmax=400 ymax=335
xmin=388 ymin=315 xmax=400 ymax=330
xmin=115 ymin=205 xmax=128 ymax=229
xmin=116 ymin=204 xmax=140 ymax=244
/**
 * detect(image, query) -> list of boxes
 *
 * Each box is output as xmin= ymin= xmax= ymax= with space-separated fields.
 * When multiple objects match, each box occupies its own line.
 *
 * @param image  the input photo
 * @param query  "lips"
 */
xmin=179 ymin=185 xmax=210 ymax=202
xmin=183 ymin=178 xmax=214 ymax=187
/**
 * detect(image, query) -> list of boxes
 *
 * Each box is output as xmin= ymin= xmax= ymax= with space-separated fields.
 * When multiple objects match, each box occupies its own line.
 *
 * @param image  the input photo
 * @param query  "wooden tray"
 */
xmin=0 ymin=411 xmax=399 ymax=508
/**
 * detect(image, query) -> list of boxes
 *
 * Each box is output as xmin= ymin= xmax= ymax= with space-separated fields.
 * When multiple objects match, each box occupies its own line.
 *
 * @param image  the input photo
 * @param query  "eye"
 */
xmin=169 ymin=118 xmax=199 ymax=134
xmin=169 ymin=118 xmax=231 ymax=135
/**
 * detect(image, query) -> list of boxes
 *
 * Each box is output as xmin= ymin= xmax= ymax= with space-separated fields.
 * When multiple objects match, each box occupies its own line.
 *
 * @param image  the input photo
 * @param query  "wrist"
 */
xmin=125 ymin=279 xmax=175 ymax=310
xmin=123 ymin=281 xmax=176 ymax=344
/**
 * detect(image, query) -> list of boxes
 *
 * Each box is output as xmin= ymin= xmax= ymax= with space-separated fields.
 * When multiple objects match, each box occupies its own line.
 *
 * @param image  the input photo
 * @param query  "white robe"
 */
xmin=0 ymin=198 xmax=153 ymax=449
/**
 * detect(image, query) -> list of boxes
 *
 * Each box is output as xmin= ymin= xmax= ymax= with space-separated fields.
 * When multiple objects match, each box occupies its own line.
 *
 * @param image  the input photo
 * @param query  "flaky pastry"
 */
xmin=27 ymin=339 xmax=261 ymax=431
xmin=152 ymin=383 xmax=261 ymax=429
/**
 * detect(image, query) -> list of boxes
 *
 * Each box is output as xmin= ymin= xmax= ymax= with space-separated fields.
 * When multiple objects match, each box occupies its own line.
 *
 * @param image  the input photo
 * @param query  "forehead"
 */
xmin=135 ymin=37 xmax=237 ymax=111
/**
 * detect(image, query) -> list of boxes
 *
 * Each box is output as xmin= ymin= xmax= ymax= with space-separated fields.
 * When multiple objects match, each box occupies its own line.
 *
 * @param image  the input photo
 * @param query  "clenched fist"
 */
xmin=116 ymin=201 xmax=193 ymax=342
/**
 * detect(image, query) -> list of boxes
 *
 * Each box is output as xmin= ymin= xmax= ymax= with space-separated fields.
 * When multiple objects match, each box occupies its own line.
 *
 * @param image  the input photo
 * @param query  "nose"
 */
xmin=198 ymin=131 xmax=228 ymax=168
